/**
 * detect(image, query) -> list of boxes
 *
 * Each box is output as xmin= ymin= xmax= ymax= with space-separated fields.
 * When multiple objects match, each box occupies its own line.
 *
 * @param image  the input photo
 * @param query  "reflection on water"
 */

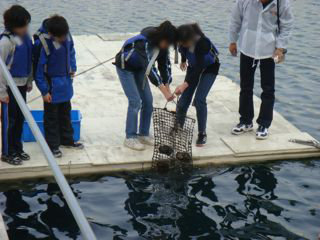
xmin=1 ymin=161 xmax=319 ymax=239
xmin=0 ymin=0 xmax=319 ymax=239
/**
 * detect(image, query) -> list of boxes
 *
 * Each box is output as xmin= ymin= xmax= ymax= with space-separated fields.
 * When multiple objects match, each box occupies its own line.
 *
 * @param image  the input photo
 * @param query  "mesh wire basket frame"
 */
xmin=152 ymin=106 xmax=196 ymax=169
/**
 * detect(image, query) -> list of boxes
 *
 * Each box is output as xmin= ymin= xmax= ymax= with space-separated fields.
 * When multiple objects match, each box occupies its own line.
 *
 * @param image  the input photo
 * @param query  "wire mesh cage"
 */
xmin=152 ymin=107 xmax=196 ymax=171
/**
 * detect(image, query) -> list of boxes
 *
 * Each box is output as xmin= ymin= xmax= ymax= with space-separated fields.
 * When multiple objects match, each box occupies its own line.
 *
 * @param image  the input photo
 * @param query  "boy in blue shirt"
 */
xmin=0 ymin=5 xmax=33 ymax=165
xmin=35 ymin=15 xmax=83 ymax=158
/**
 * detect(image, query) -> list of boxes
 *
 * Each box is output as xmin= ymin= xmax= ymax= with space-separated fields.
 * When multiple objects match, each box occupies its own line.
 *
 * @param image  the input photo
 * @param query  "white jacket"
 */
xmin=229 ymin=0 xmax=293 ymax=59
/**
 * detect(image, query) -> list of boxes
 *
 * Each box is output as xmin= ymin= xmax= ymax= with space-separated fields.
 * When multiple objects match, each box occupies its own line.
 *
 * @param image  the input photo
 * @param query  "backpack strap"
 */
xmin=38 ymin=33 xmax=51 ymax=56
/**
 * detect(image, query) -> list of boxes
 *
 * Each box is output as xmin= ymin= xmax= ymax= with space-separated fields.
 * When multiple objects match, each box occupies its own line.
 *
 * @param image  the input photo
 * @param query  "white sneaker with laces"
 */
xmin=124 ymin=138 xmax=145 ymax=151
xmin=231 ymin=123 xmax=254 ymax=135
xmin=256 ymin=125 xmax=269 ymax=140
xmin=138 ymin=136 xmax=154 ymax=146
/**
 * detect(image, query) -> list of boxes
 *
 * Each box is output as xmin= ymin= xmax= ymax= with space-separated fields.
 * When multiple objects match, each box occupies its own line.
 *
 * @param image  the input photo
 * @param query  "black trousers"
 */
xmin=1 ymin=85 xmax=27 ymax=156
xmin=44 ymin=101 xmax=74 ymax=149
xmin=239 ymin=53 xmax=275 ymax=128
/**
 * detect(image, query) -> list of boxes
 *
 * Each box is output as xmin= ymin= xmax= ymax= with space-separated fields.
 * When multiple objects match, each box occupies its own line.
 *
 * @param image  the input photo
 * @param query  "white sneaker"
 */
xmin=138 ymin=135 xmax=154 ymax=146
xmin=231 ymin=123 xmax=254 ymax=135
xmin=124 ymin=138 xmax=145 ymax=151
xmin=256 ymin=125 xmax=269 ymax=140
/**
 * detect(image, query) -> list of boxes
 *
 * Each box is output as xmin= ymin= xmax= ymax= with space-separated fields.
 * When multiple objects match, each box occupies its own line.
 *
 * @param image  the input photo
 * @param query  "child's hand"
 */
xmin=180 ymin=62 xmax=187 ymax=71
xmin=165 ymin=92 xmax=175 ymax=102
xmin=159 ymin=84 xmax=175 ymax=102
xmin=27 ymin=82 xmax=33 ymax=93
xmin=0 ymin=95 xmax=9 ymax=103
xmin=175 ymin=82 xmax=189 ymax=95
xmin=229 ymin=42 xmax=238 ymax=56
xmin=70 ymin=72 xmax=76 ymax=78
xmin=43 ymin=93 xmax=52 ymax=103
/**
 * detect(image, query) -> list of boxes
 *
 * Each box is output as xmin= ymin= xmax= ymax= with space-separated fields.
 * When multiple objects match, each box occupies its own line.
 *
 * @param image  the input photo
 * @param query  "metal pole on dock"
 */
xmin=0 ymin=58 xmax=97 ymax=240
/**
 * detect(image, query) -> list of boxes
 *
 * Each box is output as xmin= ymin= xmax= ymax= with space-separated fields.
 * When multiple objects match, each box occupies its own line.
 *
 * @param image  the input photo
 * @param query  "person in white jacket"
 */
xmin=229 ymin=0 xmax=293 ymax=139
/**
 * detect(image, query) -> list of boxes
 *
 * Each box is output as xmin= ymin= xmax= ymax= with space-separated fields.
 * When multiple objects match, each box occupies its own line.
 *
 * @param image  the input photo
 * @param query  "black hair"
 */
xmin=177 ymin=23 xmax=205 ymax=43
xmin=47 ymin=15 xmax=69 ymax=37
xmin=3 ymin=5 xmax=31 ymax=32
xmin=149 ymin=20 xmax=177 ymax=46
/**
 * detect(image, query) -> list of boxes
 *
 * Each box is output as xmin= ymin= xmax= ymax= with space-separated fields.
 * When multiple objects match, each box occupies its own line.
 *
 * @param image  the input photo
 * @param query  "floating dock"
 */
xmin=0 ymin=34 xmax=319 ymax=181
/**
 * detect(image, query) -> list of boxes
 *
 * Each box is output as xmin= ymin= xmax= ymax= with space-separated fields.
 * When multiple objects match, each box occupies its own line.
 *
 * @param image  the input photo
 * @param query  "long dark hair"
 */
xmin=177 ymin=23 xmax=205 ymax=43
xmin=148 ymin=20 xmax=177 ymax=46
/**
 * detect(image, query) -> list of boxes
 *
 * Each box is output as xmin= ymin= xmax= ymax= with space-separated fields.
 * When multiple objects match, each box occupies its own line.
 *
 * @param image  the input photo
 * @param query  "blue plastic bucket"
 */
xmin=22 ymin=110 xmax=82 ymax=142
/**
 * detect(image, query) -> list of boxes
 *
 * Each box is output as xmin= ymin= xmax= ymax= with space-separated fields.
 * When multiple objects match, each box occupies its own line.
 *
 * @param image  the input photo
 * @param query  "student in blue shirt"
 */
xmin=114 ymin=21 xmax=177 ymax=151
xmin=35 ymin=15 xmax=83 ymax=158
xmin=175 ymin=24 xmax=220 ymax=147
xmin=0 ymin=5 xmax=33 ymax=165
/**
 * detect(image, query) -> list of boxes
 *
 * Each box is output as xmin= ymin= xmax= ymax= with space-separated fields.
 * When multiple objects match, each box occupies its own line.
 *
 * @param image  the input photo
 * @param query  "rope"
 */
xmin=27 ymin=57 xmax=115 ymax=103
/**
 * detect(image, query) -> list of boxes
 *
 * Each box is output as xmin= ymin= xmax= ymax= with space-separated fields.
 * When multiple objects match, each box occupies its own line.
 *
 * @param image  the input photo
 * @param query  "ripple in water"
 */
xmin=0 ymin=0 xmax=319 ymax=239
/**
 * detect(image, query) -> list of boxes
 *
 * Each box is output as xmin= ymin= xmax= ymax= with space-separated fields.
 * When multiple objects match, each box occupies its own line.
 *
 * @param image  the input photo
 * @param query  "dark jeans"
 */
xmin=239 ymin=53 xmax=275 ymax=128
xmin=44 ymin=101 xmax=74 ymax=149
xmin=1 ymin=85 xmax=27 ymax=156
xmin=177 ymin=73 xmax=217 ymax=133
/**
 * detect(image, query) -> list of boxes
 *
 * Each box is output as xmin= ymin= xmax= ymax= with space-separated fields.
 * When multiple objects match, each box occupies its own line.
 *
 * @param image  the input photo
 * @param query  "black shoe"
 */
xmin=52 ymin=148 xmax=63 ymax=158
xmin=256 ymin=125 xmax=269 ymax=140
xmin=196 ymin=132 xmax=207 ymax=147
xmin=1 ymin=154 xmax=23 ymax=165
xmin=18 ymin=152 xmax=30 ymax=161
xmin=61 ymin=142 xmax=84 ymax=150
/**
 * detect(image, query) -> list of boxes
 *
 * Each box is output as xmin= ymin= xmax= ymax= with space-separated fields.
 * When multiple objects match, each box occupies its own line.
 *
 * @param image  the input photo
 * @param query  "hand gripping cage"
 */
xmin=152 ymin=103 xmax=196 ymax=171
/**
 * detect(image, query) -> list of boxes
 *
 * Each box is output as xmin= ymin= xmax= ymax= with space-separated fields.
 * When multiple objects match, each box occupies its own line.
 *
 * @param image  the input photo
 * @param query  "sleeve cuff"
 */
xmin=0 ymin=90 xmax=8 ymax=99
xmin=41 ymin=89 xmax=49 ymax=96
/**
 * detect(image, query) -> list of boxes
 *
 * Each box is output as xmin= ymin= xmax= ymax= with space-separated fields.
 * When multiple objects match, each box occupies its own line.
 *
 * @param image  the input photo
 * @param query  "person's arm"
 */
xmin=35 ymin=49 xmax=50 ymax=97
xmin=27 ymin=40 xmax=34 ymax=92
xmin=179 ymin=49 xmax=187 ymax=71
xmin=0 ymin=37 xmax=13 ymax=101
xmin=135 ymin=41 xmax=163 ymax=87
xmin=185 ymin=39 xmax=208 ymax=85
xmin=276 ymin=1 xmax=293 ymax=50
xmin=273 ymin=1 xmax=293 ymax=62
xmin=181 ymin=55 xmax=186 ymax=63
xmin=27 ymin=68 xmax=33 ymax=92
xmin=229 ymin=0 xmax=244 ymax=56
xmin=70 ymin=36 xmax=77 ymax=74
xmin=175 ymin=39 xmax=209 ymax=95
xmin=157 ymin=50 xmax=172 ymax=85
xmin=229 ymin=0 xmax=244 ymax=44
xmin=135 ymin=41 xmax=174 ymax=101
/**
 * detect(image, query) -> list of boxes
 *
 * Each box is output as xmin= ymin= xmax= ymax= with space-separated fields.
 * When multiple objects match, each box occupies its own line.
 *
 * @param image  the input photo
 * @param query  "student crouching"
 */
xmin=35 ymin=15 xmax=83 ymax=158
xmin=0 ymin=5 xmax=33 ymax=165
xmin=175 ymin=23 xmax=220 ymax=147
xmin=114 ymin=21 xmax=177 ymax=151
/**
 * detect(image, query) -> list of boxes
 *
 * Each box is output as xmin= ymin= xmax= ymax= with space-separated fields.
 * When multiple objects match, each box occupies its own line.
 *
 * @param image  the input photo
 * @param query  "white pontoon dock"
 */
xmin=0 ymin=34 xmax=319 ymax=181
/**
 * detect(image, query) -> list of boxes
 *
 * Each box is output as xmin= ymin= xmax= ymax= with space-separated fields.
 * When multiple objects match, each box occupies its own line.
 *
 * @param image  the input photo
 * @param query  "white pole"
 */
xmin=0 ymin=58 xmax=97 ymax=240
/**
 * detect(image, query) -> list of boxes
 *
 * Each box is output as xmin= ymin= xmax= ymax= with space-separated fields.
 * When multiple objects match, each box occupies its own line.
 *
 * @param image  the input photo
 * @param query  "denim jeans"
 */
xmin=177 ymin=72 xmax=217 ymax=133
xmin=239 ymin=53 xmax=275 ymax=128
xmin=116 ymin=67 xmax=153 ymax=138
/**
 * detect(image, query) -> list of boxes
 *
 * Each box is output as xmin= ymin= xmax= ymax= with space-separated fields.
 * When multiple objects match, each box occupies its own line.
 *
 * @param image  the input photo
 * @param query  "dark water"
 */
xmin=1 ymin=162 xmax=320 ymax=239
xmin=0 ymin=0 xmax=319 ymax=239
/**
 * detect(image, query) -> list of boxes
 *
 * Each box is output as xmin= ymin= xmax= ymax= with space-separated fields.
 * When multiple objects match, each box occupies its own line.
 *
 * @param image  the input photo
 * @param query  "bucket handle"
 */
xmin=164 ymin=95 xmax=179 ymax=110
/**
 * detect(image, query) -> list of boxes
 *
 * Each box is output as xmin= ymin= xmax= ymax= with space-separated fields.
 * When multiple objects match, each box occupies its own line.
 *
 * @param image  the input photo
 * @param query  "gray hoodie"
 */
xmin=0 ymin=36 xmax=33 ymax=99
xmin=229 ymin=0 xmax=293 ymax=59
